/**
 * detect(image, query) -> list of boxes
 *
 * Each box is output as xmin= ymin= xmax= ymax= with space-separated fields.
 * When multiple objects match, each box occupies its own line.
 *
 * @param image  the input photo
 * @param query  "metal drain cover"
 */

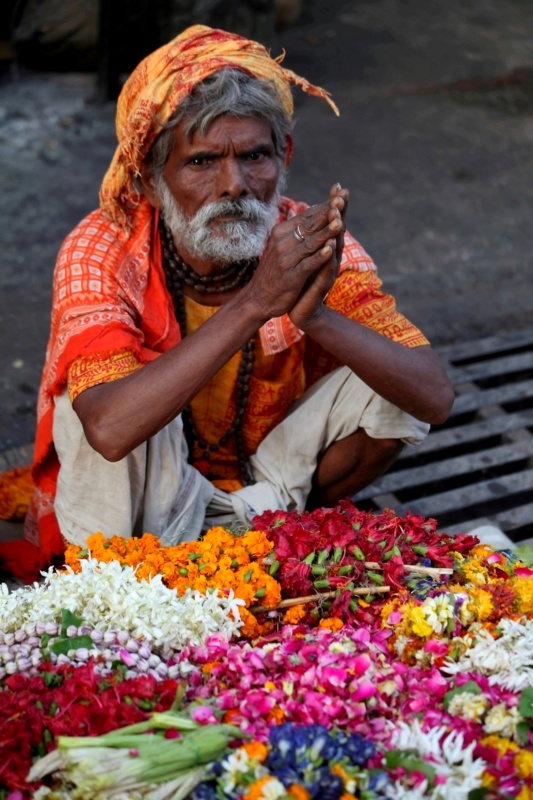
xmin=354 ymin=331 xmax=533 ymax=542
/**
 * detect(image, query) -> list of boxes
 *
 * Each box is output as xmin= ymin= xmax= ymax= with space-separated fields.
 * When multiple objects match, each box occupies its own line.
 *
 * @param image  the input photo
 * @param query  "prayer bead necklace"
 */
xmin=159 ymin=218 xmax=256 ymax=485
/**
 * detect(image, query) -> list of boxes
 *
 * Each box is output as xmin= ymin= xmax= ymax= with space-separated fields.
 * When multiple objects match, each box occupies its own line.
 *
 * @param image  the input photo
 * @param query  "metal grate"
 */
xmin=354 ymin=331 xmax=533 ymax=542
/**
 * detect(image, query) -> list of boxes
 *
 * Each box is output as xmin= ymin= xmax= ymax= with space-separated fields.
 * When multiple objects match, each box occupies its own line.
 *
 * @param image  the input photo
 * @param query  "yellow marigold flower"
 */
xmin=481 ymin=771 xmax=496 ymax=789
xmin=515 ymin=750 xmax=533 ymax=779
xmin=284 ymin=604 xmax=307 ymax=624
xmin=512 ymin=577 xmax=533 ymax=614
xmin=340 ymin=795 xmax=357 ymax=800
xmin=405 ymin=605 xmax=433 ymax=638
xmin=264 ymin=681 xmax=276 ymax=691
xmin=319 ymin=617 xmax=344 ymax=632
xmin=242 ymin=741 xmax=269 ymax=763
xmin=287 ymin=785 xmax=311 ymax=800
xmin=461 ymin=561 xmax=488 ymax=585
xmin=480 ymin=735 xmax=519 ymax=755
xmin=517 ymin=787 xmax=533 ymax=800
xmin=463 ymin=587 xmax=494 ymax=622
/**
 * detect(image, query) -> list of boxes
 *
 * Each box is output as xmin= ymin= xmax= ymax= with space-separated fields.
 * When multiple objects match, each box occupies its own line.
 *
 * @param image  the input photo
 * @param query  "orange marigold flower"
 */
xmin=284 ymin=604 xmax=307 ymax=624
xmin=332 ymin=764 xmax=348 ymax=781
xmin=319 ymin=616 xmax=344 ymax=632
xmin=242 ymin=741 xmax=269 ymax=763
xmin=243 ymin=776 xmax=279 ymax=800
xmin=267 ymin=705 xmax=285 ymax=725
xmin=239 ymin=608 xmax=263 ymax=638
xmin=240 ymin=529 xmax=274 ymax=558
xmin=287 ymin=785 xmax=311 ymax=800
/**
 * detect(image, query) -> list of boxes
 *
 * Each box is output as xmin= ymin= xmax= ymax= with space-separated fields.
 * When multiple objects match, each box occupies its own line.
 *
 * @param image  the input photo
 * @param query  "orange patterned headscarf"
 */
xmin=99 ymin=24 xmax=339 ymax=233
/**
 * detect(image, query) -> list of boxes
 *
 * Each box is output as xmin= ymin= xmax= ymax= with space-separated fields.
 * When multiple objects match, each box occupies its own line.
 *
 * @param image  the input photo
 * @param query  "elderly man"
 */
xmin=14 ymin=25 xmax=453 ymax=576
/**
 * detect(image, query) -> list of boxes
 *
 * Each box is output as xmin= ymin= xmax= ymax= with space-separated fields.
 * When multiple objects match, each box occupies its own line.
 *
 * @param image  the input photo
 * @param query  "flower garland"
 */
xmin=64 ymin=527 xmax=280 ymax=637
xmin=2 ymin=500 xmax=533 ymax=799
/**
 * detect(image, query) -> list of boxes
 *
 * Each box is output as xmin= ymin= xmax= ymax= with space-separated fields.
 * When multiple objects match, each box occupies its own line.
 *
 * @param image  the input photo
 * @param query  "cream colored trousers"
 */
xmin=53 ymin=366 xmax=429 ymax=547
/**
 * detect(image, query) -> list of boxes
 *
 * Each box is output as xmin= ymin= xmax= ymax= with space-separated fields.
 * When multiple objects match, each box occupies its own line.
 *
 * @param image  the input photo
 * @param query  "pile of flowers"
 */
xmin=1 ymin=500 xmax=533 ymax=799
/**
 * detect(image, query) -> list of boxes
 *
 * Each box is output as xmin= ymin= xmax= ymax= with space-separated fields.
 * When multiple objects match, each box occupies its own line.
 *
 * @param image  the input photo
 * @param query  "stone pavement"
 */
xmin=0 ymin=0 xmax=532 ymax=547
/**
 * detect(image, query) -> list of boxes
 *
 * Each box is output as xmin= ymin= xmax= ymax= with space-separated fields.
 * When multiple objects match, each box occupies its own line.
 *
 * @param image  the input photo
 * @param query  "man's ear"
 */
xmin=137 ymin=172 xmax=162 ymax=209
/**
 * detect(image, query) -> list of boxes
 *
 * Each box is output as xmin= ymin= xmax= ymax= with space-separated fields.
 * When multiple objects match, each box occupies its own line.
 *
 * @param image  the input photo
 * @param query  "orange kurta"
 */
xmin=0 ymin=197 xmax=427 ymax=581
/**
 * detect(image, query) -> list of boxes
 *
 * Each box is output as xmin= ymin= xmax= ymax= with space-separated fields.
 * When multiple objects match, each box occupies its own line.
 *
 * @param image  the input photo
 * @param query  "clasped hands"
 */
xmin=244 ymin=183 xmax=349 ymax=327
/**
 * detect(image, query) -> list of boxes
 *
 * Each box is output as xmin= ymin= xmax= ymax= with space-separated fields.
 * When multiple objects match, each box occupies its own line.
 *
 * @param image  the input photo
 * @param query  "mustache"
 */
xmin=194 ymin=198 xmax=273 ymax=226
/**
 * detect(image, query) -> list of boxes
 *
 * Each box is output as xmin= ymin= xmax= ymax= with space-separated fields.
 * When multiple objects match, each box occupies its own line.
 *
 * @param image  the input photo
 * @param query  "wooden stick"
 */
xmin=251 ymin=585 xmax=390 ymax=614
xmin=263 ymin=557 xmax=452 ymax=577
xmin=365 ymin=562 xmax=453 ymax=577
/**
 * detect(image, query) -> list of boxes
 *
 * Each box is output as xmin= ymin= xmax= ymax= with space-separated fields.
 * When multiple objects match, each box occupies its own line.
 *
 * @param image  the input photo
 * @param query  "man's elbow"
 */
xmin=426 ymin=379 xmax=455 ymax=426
xmin=79 ymin=416 xmax=131 ymax=463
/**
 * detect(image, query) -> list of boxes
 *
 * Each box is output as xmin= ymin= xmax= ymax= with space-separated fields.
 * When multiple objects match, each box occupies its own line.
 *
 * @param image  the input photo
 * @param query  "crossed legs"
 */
xmin=306 ymin=429 xmax=404 ymax=509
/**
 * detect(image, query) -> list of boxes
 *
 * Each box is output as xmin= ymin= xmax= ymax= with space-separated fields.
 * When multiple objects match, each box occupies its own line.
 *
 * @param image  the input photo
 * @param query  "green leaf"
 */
xmin=269 ymin=559 xmax=280 ymax=576
xmin=243 ymin=569 xmax=253 ymax=583
xmin=311 ymin=565 xmax=327 ymax=576
xmin=385 ymin=749 xmax=436 ymax=784
xmin=317 ymin=549 xmax=330 ymax=565
xmin=332 ymin=547 xmax=344 ymax=563
xmin=50 ymin=634 xmax=94 ymax=656
xmin=351 ymin=546 xmax=365 ymax=561
xmin=351 ymin=522 xmax=361 ymax=530
xmin=60 ymin=608 xmax=83 ymax=636
xmin=43 ymin=671 xmax=63 ymax=688
xmin=255 ymin=588 xmax=266 ymax=598
xmin=40 ymin=634 xmax=52 ymax=649
xmin=412 ymin=545 xmax=428 ymax=556
xmin=443 ymin=681 xmax=481 ymax=711
xmin=516 ymin=721 xmax=531 ymax=746
xmin=367 ymin=571 xmax=385 ymax=586
xmin=303 ymin=551 xmax=316 ymax=565
xmin=467 ymin=789 xmax=489 ymax=800
xmin=519 ymin=687 xmax=533 ymax=719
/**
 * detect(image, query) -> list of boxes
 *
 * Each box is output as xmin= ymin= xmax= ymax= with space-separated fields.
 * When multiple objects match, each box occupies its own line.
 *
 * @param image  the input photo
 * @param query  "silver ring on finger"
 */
xmin=293 ymin=223 xmax=306 ymax=243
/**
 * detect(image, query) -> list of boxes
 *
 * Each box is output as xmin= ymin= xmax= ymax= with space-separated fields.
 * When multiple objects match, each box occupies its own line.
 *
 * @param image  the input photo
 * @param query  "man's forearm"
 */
xmin=73 ymin=294 xmax=269 ymax=461
xmin=300 ymin=306 xmax=455 ymax=424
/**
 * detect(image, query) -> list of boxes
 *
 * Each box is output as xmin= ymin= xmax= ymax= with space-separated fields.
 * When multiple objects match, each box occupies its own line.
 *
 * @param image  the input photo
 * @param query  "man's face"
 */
xmin=152 ymin=115 xmax=283 ymax=267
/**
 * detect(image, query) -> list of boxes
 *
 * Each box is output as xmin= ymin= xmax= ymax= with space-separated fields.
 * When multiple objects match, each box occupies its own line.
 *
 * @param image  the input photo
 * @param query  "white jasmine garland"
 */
xmin=442 ymin=617 xmax=533 ymax=691
xmin=0 ymin=559 xmax=244 ymax=657
xmin=387 ymin=719 xmax=486 ymax=800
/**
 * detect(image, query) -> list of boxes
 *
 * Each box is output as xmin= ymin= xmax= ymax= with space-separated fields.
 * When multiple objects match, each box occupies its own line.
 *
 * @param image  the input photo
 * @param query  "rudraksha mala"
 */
xmin=159 ymin=218 xmax=256 ymax=485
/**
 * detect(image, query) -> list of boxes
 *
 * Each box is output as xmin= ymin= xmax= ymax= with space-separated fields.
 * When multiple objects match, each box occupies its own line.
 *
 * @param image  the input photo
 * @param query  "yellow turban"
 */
xmin=99 ymin=24 xmax=339 ymax=232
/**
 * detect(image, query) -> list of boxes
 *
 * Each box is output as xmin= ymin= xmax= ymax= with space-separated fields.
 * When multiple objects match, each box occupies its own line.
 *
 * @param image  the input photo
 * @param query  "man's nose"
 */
xmin=218 ymin=158 xmax=248 ymax=198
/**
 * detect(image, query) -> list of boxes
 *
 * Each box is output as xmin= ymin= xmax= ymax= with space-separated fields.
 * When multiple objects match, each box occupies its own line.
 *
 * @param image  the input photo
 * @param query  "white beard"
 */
xmin=155 ymin=176 xmax=282 ymax=266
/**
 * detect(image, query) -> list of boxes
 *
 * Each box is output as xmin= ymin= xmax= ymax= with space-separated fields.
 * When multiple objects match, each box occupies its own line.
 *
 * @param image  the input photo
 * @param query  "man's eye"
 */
xmin=189 ymin=156 xmax=210 ymax=166
xmin=247 ymin=151 xmax=266 ymax=161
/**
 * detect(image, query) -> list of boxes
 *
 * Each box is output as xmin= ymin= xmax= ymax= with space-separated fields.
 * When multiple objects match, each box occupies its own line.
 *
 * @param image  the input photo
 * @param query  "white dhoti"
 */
xmin=53 ymin=366 xmax=429 ymax=546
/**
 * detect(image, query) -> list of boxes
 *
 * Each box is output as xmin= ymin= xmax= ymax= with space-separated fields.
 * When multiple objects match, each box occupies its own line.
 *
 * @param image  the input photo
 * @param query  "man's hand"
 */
xmin=288 ymin=183 xmax=349 ymax=330
xmin=240 ymin=186 xmax=347 ymax=322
